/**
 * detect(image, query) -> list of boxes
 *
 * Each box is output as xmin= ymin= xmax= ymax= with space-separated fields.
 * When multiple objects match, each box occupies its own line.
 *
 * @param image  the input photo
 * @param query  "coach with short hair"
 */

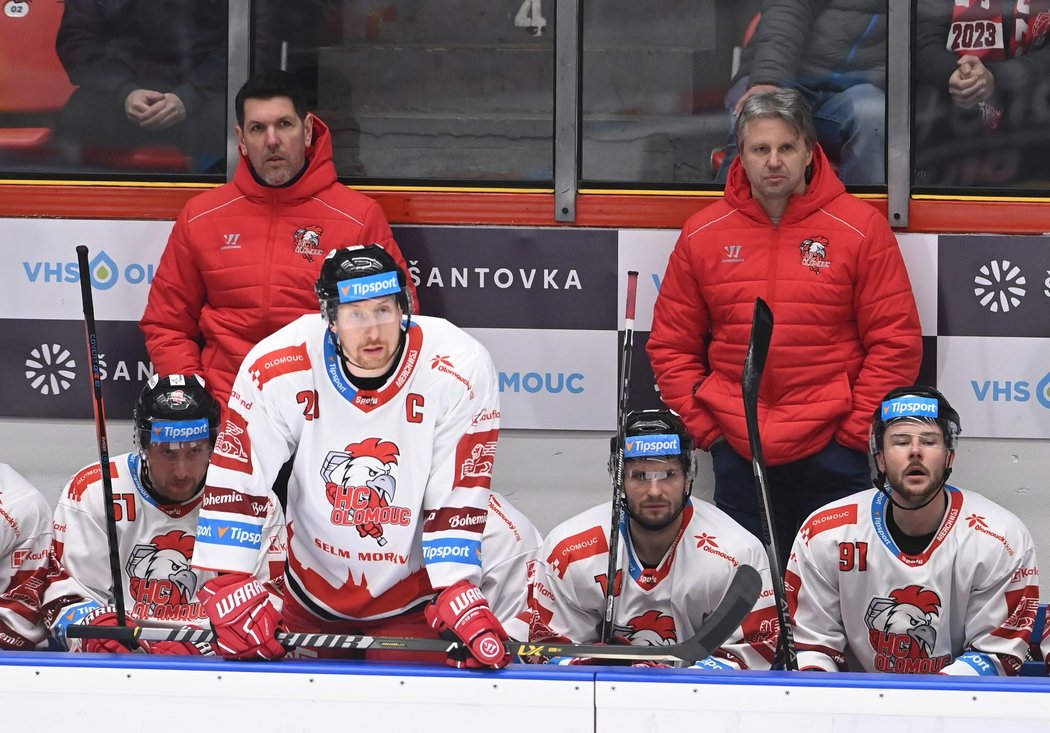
xmin=648 ymin=88 xmax=921 ymax=566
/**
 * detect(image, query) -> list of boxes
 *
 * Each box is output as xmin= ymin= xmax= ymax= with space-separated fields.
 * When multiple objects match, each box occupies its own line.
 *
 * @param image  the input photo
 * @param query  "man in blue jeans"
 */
xmin=717 ymin=1 xmax=887 ymax=186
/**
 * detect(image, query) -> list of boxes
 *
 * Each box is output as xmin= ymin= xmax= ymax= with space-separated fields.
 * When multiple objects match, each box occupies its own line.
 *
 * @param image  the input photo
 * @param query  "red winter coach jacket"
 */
xmin=648 ymin=146 xmax=921 ymax=465
xmin=140 ymin=116 xmax=415 ymax=407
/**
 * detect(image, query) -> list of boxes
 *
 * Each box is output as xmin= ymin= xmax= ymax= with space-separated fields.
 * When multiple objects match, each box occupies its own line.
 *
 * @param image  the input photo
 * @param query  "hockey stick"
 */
xmin=741 ymin=297 xmax=797 ymax=671
xmin=600 ymin=269 xmax=639 ymax=644
xmin=67 ymin=564 xmax=761 ymax=664
xmin=76 ymin=245 xmax=129 ymax=629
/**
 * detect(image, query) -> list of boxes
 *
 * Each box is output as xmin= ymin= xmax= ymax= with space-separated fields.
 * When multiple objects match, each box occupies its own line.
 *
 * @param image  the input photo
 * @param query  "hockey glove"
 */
xmin=425 ymin=580 xmax=511 ymax=669
xmin=78 ymin=610 xmax=146 ymax=654
xmin=198 ymin=573 xmax=286 ymax=660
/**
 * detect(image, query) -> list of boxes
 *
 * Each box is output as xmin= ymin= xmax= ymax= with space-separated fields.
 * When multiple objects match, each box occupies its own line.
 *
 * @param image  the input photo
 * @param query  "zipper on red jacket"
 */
xmin=263 ymin=197 xmax=279 ymax=329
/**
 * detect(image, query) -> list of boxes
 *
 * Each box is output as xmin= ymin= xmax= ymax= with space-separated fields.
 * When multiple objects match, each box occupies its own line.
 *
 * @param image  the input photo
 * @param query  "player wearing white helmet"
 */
xmin=192 ymin=244 xmax=510 ymax=669
xmin=528 ymin=408 xmax=778 ymax=669
xmin=787 ymin=386 xmax=1039 ymax=675
xmin=40 ymin=374 xmax=285 ymax=654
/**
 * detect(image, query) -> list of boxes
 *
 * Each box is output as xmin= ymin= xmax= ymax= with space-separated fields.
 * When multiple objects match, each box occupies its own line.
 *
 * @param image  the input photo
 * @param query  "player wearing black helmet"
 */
xmin=528 ymin=407 xmax=777 ymax=669
xmin=193 ymin=245 xmax=510 ymax=670
xmin=134 ymin=374 xmax=221 ymax=502
xmin=34 ymin=374 xmax=285 ymax=656
xmin=788 ymin=386 xmax=1039 ymax=676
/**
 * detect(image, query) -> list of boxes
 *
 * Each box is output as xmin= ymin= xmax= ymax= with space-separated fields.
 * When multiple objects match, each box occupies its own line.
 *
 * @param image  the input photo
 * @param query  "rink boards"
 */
xmin=0 ymin=653 xmax=1048 ymax=731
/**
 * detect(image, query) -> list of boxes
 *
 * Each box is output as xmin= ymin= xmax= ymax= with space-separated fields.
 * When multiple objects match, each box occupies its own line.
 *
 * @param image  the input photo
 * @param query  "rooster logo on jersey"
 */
xmin=865 ymin=585 xmax=951 ymax=673
xmin=614 ymin=610 xmax=678 ymax=646
xmin=321 ymin=437 xmax=412 ymax=545
xmin=127 ymin=530 xmax=202 ymax=619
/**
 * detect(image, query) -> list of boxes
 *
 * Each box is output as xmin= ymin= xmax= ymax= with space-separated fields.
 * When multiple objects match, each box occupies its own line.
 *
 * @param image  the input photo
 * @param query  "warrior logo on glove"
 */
xmin=321 ymin=437 xmax=412 ymax=544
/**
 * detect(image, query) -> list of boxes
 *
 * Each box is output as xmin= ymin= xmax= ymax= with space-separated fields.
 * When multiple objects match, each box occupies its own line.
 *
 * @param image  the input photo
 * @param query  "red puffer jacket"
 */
xmin=648 ymin=146 xmax=921 ymax=465
xmin=140 ymin=116 xmax=416 ymax=407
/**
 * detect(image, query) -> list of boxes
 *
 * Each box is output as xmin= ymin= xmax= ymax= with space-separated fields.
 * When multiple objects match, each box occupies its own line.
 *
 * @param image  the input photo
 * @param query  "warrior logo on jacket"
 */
xmin=614 ymin=609 xmax=677 ymax=645
xmin=799 ymin=236 xmax=831 ymax=275
xmin=293 ymin=226 xmax=325 ymax=262
xmin=321 ymin=437 xmax=412 ymax=544
xmin=865 ymin=585 xmax=951 ymax=673
xmin=128 ymin=530 xmax=204 ymax=620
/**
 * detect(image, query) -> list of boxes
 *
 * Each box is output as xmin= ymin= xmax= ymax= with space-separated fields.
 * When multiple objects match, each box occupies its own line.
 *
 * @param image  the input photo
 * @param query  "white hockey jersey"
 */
xmin=0 ymin=463 xmax=52 ymax=649
xmin=786 ymin=486 xmax=1039 ymax=675
xmin=42 ymin=452 xmax=285 ymax=649
xmin=193 ymin=314 xmax=501 ymax=623
xmin=479 ymin=491 xmax=541 ymax=640
xmin=528 ymin=498 xmax=778 ymax=668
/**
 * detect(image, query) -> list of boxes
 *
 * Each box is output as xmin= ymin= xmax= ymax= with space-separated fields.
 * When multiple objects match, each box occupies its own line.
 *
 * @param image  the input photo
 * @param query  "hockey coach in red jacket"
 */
xmin=648 ymin=88 xmax=921 ymax=565
xmin=141 ymin=70 xmax=416 ymax=409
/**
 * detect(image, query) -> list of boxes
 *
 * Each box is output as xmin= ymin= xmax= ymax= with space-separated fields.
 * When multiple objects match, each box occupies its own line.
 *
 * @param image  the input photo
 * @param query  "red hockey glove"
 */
xmin=198 ymin=573 xmax=286 ymax=660
xmin=425 ymin=580 xmax=511 ymax=669
xmin=78 ymin=611 xmax=146 ymax=654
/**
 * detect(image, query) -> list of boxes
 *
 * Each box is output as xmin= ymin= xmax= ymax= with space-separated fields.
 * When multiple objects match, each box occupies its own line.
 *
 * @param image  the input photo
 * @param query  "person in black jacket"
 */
xmin=913 ymin=0 xmax=1050 ymax=187
xmin=716 ymin=0 xmax=887 ymax=186
xmin=53 ymin=0 xmax=228 ymax=172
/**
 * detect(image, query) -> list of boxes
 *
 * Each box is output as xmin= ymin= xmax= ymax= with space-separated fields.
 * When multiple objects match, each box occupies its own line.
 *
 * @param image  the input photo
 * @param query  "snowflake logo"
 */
xmin=974 ymin=260 xmax=1026 ymax=313
xmin=966 ymin=513 xmax=988 ymax=530
xmin=430 ymin=355 xmax=453 ymax=370
xmin=25 ymin=343 xmax=78 ymax=396
xmin=694 ymin=533 xmax=718 ymax=549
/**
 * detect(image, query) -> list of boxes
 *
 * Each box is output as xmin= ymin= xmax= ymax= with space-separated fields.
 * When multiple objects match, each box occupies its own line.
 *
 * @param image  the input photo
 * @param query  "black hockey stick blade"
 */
xmin=68 ymin=565 xmax=761 ymax=664
xmin=742 ymin=297 xmax=773 ymax=417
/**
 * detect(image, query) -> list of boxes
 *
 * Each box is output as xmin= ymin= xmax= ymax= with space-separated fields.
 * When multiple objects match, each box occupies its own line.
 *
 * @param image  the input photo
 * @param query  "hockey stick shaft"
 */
xmin=76 ymin=245 xmax=128 ymax=629
xmin=67 ymin=564 xmax=762 ymax=664
xmin=601 ymin=270 xmax=639 ymax=643
xmin=741 ymin=297 xmax=797 ymax=670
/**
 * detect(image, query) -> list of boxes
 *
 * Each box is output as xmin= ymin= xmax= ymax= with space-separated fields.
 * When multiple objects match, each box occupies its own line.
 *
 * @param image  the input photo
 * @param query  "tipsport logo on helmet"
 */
xmin=881 ymin=396 xmax=939 ymax=420
xmin=624 ymin=433 xmax=680 ymax=458
xmin=151 ymin=418 xmax=209 ymax=443
xmin=338 ymin=272 xmax=400 ymax=302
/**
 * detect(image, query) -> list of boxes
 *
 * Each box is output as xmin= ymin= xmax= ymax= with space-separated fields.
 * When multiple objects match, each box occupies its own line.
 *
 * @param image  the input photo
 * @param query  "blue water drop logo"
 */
xmin=89 ymin=251 xmax=119 ymax=290
xmin=1036 ymin=372 xmax=1050 ymax=409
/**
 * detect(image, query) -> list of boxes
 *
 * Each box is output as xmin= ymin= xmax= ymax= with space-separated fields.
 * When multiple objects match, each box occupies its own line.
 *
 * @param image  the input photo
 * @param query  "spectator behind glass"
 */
xmin=140 ymin=70 xmax=417 ymax=411
xmin=53 ymin=0 xmax=227 ymax=173
xmin=717 ymin=1 xmax=887 ymax=185
xmin=649 ymin=88 xmax=921 ymax=568
xmin=914 ymin=0 xmax=1050 ymax=187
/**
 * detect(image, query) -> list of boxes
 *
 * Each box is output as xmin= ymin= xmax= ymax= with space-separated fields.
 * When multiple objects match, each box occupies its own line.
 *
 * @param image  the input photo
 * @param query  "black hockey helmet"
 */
xmin=609 ymin=408 xmax=696 ymax=479
xmin=869 ymin=385 xmax=961 ymax=457
xmin=315 ymin=244 xmax=412 ymax=326
xmin=134 ymin=374 xmax=221 ymax=451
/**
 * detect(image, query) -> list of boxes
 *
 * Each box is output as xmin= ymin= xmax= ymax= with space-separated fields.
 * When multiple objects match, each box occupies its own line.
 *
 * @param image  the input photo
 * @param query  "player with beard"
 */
xmin=527 ymin=408 xmax=777 ymax=668
xmin=27 ymin=375 xmax=285 ymax=654
xmin=787 ymin=386 xmax=1039 ymax=675
xmin=192 ymin=245 xmax=510 ymax=669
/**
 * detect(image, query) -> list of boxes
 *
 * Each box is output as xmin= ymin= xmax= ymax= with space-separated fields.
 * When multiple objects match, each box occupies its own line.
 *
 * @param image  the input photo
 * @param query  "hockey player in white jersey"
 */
xmin=41 ymin=374 xmax=284 ymax=654
xmin=0 ymin=464 xmax=52 ymax=649
xmin=528 ymin=409 xmax=778 ymax=668
xmin=193 ymin=244 xmax=511 ymax=668
xmin=787 ymin=386 xmax=1039 ymax=675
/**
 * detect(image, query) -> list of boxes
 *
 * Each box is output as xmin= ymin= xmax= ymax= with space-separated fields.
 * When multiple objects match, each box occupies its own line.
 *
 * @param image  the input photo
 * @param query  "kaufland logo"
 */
xmin=625 ymin=433 xmax=680 ymax=458
xmin=881 ymin=396 xmax=938 ymax=420
xmin=337 ymin=272 xmax=400 ymax=302
xmin=974 ymin=259 xmax=1027 ymax=313
xmin=22 ymin=250 xmax=155 ymax=291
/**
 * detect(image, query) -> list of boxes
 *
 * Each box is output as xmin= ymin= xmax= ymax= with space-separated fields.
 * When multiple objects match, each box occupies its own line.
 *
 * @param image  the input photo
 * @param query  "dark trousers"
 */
xmin=711 ymin=439 xmax=871 ymax=570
